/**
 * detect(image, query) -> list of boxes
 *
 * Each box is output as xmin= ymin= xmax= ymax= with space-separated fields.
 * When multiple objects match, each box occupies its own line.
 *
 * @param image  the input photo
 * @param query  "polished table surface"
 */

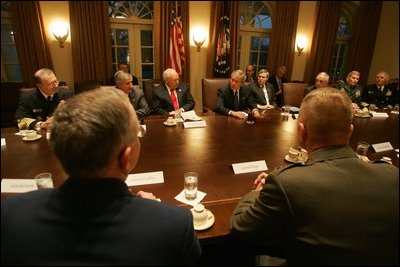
xmin=1 ymin=109 xmax=399 ymax=241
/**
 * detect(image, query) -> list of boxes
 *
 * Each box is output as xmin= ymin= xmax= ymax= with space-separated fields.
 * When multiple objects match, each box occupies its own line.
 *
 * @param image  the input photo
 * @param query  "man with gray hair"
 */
xmin=152 ymin=68 xmax=195 ymax=115
xmin=114 ymin=70 xmax=150 ymax=120
xmin=15 ymin=68 xmax=71 ymax=129
xmin=304 ymin=72 xmax=330 ymax=96
xmin=231 ymin=87 xmax=398 ymax=265
xmin=363 ymin=71 xmax=396 ymax=109
xmin=2 ymin=88 xmax=201 ymax=265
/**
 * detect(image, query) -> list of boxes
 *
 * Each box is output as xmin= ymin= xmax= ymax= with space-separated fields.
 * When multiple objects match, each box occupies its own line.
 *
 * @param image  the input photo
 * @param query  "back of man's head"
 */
xmin=50 ymin=88 xmax=139 ymax=177
xmin=299 ymin=87 xmax=353 ymax=146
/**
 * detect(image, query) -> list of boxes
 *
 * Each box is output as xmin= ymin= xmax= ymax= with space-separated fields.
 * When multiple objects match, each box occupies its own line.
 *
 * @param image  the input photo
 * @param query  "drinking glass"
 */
xmin=35 ymin=172 xmax=54 ymax=189
xmin=356 ymin=141 xmax=369 ymax=157
xmin=283 ymin=105 xmax=290 ymax=116
xmin=184 ymin=172 xmax=198 ymax=200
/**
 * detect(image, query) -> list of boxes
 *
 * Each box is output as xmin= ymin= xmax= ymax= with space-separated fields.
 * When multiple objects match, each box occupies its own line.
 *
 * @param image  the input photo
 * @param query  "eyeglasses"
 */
xmin=43 ymin=81 xmax=59 ymax=87
xmin=137 ymin=125 xmax=146 ymax=138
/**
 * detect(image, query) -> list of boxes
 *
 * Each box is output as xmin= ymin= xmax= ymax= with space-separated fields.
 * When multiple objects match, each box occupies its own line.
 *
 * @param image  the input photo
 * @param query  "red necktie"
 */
xmin=170 ymin=90 xmax=179 ymax=110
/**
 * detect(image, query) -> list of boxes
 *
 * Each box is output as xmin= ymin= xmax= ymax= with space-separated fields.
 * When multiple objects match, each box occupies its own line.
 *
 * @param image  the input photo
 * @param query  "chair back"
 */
xmin=202 ymin=78 xmax=230 ymax=114
xmin=19 ymin=86 xmax=71 ymax=96
xmin=282 ymin=82 xmax=309 ymax=108
xmin=142 ymin=79 xmax=162 ymax=112
xmin=1 ymin=82 xmax=25 ymax=127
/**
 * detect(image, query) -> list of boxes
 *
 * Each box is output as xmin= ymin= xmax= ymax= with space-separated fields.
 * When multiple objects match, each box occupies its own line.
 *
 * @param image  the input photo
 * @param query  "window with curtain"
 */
xmin=1 ymin=1 xmax=22 ymax=82
xmin=237 ymin=1 xmax=273 ymax=74
xmin=329 ymin=2 xmax=358 ymax=82
xmin=109 ymin=1 xmax=154 ymax=81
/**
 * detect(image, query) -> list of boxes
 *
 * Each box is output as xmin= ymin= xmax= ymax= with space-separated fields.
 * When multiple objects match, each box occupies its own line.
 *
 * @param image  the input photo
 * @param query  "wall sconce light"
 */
xmin=51 ymin=21 xmax=69 ymax=48
xmin=296 ymin=36 xmax=307 ymax=56
xmin=193 ymin=31 xmax=206 ymax=52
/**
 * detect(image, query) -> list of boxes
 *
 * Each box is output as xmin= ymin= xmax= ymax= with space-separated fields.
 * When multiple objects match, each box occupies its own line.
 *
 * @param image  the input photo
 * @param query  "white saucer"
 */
xmin=193 ymin=210 xmax=215 ymax=231
xmin=163 ymin=121 xmax=177 ymax=126
xmin=22 ymin=134 xmax=42 ymax=141
xmin=285 ymin=154 xmax=300 ymax=163
xmin=354 ymin=113 xmax=371 ymax=118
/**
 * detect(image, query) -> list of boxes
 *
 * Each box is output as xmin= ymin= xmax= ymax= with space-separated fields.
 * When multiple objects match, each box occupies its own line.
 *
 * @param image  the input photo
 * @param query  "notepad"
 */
xmin=1 ymin=179 xmax=38 ymax=193
xmin=125 ymin=171 xmax=164 ymax=186
xmin=372 ymin=142 xmax=393 ymax=152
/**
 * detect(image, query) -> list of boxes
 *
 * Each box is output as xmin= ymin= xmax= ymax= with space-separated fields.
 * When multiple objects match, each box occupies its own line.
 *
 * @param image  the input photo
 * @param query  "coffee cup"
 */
xmin=288 ymin=147 xmax=300 ymax=161
xmin=191 ymin=204 xmax=208 ymax=225
xmin=26 ymin=131 xmax=38 ymax=140
xmin=166 ymin=117 xmax=175 ymax=125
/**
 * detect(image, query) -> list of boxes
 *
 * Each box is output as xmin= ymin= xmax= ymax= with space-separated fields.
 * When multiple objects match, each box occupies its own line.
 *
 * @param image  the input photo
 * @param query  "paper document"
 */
xmin=175 ymin=190 xmax=206 ymax=207
xmin=183 ymin=121 xmax=207 ymax=128
xmin=232 ymin=160 xmax=268 ymax=174
xmin=1 ymin=179 xmax=38 ymax=193
xmin=125 ymin=171 xmax=164 ymax=186
xmin=372 ymin=142 xmax=393 ymax=152
xmin=1 ymin=138 xmax=5 ymax=147
xmin=181 ymin=110 xmax=202 ymax=121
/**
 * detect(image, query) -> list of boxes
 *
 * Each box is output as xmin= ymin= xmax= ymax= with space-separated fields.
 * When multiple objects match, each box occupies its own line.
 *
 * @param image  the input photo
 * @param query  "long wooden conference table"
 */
xmin=1 ymin=109 xmax=398 ymax=263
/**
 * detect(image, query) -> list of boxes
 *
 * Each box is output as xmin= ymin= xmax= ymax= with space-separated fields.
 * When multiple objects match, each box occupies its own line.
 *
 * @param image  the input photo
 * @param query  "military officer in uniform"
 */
xmin=230 ymin=87 xmax=399 ymax=266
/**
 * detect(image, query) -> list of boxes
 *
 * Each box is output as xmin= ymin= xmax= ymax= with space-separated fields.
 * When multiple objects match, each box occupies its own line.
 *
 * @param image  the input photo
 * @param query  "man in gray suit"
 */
xmin=152 ymin=68 xmax=195 ymax=116
xmin=1 ymin=88 xmax=201 ymax=265
xmin=230 ymin=87 xmax=399 ymax=265
xmin=114 ymin=70 xmax=150 ymax=120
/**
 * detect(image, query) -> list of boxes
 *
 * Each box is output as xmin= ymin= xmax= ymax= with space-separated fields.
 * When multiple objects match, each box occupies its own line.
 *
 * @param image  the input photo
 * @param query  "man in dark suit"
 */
xmin=269 ymin=65 xmax=288 ymax=107
xmin=1 ymin=88 xmax=201 ymax=265
xmin=114 ymin=70 xmax=150 ymax=120
xmin=108 ymin=62 xmax=139 ymax=86
xmin=15 ymin=68 xmax=72 ymax=129
xmin=230 ymin=87 xmax=399 ymax=265
xmin=304 ymin=72 xmax=330 ymax=96
xmin=245 ymin=64 xmax=256 ymax=83
xmin=362 ymin=71 xmax=396 ymax=109
xmin=215 ymin=69 xmax=259 ymax=119
xmin=152 ymin=68 xmax=195 ymax=116
xmin=249 ymin=69 xmax=277 ymax=109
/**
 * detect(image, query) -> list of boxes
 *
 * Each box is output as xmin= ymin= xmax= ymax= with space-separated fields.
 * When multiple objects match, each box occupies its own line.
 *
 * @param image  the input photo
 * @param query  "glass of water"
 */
xmin=184 ymin=172 xmax=198 ymax=200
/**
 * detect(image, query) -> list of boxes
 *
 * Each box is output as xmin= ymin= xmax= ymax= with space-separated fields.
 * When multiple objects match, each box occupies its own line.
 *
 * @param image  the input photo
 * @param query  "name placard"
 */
xmin=372 ymin=112 xmax=389 ymax=118
xmin=1 ymin=179 xmax=37 ymax=193
xmin=183 ymin=121 xmax=207 ymax=128
xmin=1 ymin=138 xmax=5 ymax=147
xmin=232 ymin=160 xmax=268 ymax=174
xmin=125 ymin=171 xmax=164 ymax=186
xmin=372 ymin=142 xmax=393 ymax=152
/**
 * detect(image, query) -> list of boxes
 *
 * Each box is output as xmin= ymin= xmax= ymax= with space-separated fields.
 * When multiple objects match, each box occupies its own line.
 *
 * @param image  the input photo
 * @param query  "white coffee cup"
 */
xmin=26 ymin=131 xmax=38 ymax=140
xmin=34 ymin=172 xmax=54 ymax=189
xmin=166 ymin=117 xmax=175 ymax=125
xmin=288 ymin=147 xmax=300 ymax=160
xmin=191 ymin=204 xmax=208 ymax=225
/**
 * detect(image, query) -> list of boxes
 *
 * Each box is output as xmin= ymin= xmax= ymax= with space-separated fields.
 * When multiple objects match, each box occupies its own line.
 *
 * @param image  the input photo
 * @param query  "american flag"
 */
xmin=167 ymin=7 xmax=185 ymax=75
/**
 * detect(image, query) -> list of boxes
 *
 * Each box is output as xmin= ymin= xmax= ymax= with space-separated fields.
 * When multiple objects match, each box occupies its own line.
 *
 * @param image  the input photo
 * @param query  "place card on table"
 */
xmin=372 ymin=112 xmax=389 ymax=118
xmin=232 ymin=160 xmax=268 ymax=174
xmin=125 ymin=171 xmax=164 ymax=186
xmin=183 ymin=121 xmax=207 ymax=128
xmin=372 ymin=142 xmax=393 ymax=153
xmin=1 ymin=179 xmax=37 ymax=193
xmin=1 ymin=138 xmax=5 ymax=147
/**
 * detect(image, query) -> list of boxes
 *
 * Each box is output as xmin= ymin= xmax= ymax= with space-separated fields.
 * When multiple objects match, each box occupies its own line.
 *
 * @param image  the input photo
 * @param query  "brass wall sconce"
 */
xmin=52 ymin=22 xmax=69 ymax=48
xmin=296 ymin=36 xmax=307 ymax=56
xmin=193 ymin=32 xmax=206 ymax=52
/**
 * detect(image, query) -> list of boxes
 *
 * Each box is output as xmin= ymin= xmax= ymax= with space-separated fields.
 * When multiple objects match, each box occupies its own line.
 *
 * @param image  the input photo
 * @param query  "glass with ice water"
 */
xmin=35 ymin=172 xmax=54 ymax=189
xmin=184 ymin=172 xmax=198 ymax=200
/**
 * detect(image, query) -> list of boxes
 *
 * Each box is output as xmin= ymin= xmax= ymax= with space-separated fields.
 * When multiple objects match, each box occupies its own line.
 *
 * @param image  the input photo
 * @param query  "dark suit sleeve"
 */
xmin=15 ymin=93 xmax=36 ymax=120
xmin=134 ymin=88 xmax=150 ymax=119
xmin=215 ymin=88 xmax=231 ymax=115
xmin=132 ymin=76 xmax=139 ymax=86
xmin=151 ymin=86 xmax=169 ymax=115
xmin=179 ymin=84 xmax=195 ymax=112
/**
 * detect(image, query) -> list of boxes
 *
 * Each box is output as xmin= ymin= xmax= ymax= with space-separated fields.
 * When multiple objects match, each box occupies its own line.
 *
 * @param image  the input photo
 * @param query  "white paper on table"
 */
xmin=395 ymin=149 xmax=399 ymax=153
xmin=372 ymin=142 xmax=393 ymax=152
xmin=372 ymin=112 xmax=389 ymax=118
xmin=1 ymin=138 xmax=5 ymax=147
xmin=125 ymin=171 xmax=164 ymax=186
xmin=181 ymin=110 xmax=202 ymax=121
xmin=183 ymin=121 xmax=207 ymax=128
xmin=1 ymin=179 xmax=38 ymax=193
xmin=175 ymin=190 xmax=207 ymax=207
xmin=232 ymin=160 xmax=268 ymax=174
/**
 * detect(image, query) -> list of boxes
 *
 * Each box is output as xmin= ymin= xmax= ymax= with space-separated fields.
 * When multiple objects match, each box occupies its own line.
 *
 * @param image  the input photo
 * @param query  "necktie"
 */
xmin=263 ymin=86 xmax=270 ymax=106
xmin=47 ymin=96 xmax=52 ymax=102
xmin=234 ymin=91 xmax=239 ymax=110
xmin=170 ymin=90 xmax=179 ymax=110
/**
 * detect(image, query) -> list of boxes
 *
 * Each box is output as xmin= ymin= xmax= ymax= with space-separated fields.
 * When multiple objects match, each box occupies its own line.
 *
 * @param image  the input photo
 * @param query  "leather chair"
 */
xmin=1 ymin=82 xmax=25 ymax=127
xmin=142 ymin=79 xmax=162 ymax=114
xmin=20 ymin=86 xmax=71 ymax=96
xmin=201 ymin=78 xmax=230 ymax=115
xmin=282 ymin=82 xmax=309 ymax=108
